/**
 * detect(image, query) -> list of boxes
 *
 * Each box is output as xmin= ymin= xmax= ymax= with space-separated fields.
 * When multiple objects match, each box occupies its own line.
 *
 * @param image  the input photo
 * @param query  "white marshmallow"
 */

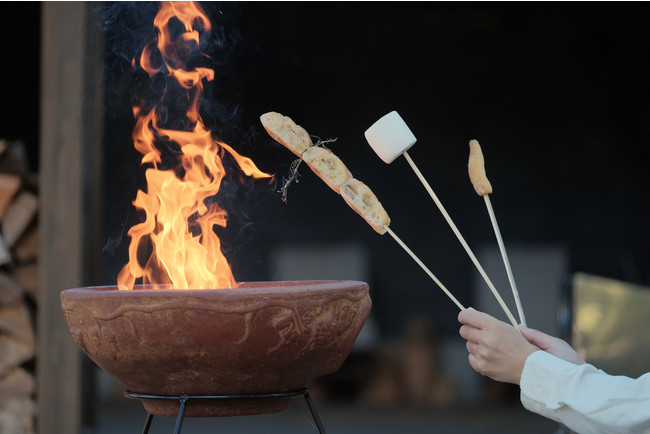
xmin=364 ymin=111 xmax=417 ymax=164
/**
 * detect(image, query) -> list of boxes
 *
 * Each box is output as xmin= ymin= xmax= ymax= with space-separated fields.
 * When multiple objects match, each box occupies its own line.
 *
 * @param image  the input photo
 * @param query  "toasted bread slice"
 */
xmin=260 ymin=112 xmax=313 ymax=157
xmin=468 ymin=139 xmax=492 ymax=196
xmin=302 ymin=146 xmax=353 ymax=194
xmin=341 ymin=178 xmax=390 ymax=234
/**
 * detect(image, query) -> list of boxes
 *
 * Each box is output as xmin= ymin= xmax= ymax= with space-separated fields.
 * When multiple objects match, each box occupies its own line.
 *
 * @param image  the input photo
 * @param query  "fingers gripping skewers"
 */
xmin=261 ymin=112 xmax=465 ymax=310
xmin=468 ymin=139 xmax=527 ymax=326
xmin=365 ymin=111 xmax=518 ymax=327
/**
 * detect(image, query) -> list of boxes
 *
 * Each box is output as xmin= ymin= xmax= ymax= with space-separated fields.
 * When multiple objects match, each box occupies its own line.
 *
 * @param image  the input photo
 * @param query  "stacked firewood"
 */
xmin=0 ymin=139 xmax=38 ymax=434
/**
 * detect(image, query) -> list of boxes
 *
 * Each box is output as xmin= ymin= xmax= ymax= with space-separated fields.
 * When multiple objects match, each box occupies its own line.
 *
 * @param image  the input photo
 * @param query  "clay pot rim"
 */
xmin=62 ymin=280 xmax=369 ymax=297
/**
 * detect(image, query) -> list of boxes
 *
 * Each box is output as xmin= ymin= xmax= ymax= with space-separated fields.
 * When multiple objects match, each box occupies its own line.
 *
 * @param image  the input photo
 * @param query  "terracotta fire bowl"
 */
xmin=60 ymin=280 xmax=371 ymax=417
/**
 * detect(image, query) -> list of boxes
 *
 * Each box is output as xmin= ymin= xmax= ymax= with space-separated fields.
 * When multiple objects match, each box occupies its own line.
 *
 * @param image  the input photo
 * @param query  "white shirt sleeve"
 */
xmin=520 ymin=350 xmax=650 ymax=434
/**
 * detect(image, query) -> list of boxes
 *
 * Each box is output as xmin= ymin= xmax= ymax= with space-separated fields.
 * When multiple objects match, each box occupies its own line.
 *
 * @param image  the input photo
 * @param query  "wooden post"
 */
xmin=38 ymin=3 xmax=104 ymax=434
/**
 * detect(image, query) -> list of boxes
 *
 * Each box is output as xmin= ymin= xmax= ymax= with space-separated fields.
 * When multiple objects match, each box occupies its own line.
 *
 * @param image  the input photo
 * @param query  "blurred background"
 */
xmin=1 ymin=2 xmax=649 ymax=433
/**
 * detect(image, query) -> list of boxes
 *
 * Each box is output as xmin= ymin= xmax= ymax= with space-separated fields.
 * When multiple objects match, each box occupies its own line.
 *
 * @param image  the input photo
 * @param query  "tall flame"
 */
xmin=117 ymin=1 xmax=270 ymax=290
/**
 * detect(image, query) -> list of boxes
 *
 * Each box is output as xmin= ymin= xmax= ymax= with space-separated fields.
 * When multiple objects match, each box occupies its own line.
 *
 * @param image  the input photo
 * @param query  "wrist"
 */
xmin=516 ymin=348 xmax=539 ymax=385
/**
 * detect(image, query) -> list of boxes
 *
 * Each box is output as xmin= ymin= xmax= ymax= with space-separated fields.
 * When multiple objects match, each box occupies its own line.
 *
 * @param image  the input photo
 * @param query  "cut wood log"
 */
xmin=11 ymin=265 xmax=38 ymax=300
xmin=0 ymin=273 xmax=23 ymax=304
xmin=1 ymin=98 xmax=39 ymax=434
xmin=0 ymin=396 xmax=36 ymax=434
xmin=0 ymin=368 xmax=35 ymax=406
xmin=0 ymin=301 xmax=35 ymax=344
xmin=0 ymin=336 xmax=34 ymax=377
xmin=0 ymin=236 xmax=11 ymax=267
xmin=11 ymin=228 xmax=38 ymax=264
xmin=1 ymin=192 xmax=38 ymax=248
xmin=0 ymin=174 xmax=21 ymax=221
xmin=0 ymin=140 xmax=30 ymax=178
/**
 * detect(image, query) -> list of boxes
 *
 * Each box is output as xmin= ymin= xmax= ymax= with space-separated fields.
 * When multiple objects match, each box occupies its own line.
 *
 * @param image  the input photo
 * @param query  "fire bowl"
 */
xmin=60 ymin=281 xmax=371 ymax=417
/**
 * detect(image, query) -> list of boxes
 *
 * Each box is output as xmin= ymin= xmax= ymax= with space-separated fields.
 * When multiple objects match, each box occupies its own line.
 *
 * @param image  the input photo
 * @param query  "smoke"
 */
xmin=100 ymin=2 xmax=256 ymax=147
xmin=102 ymin=2 xmax=159 ymax=67
xmin=99 ymin=2 xmax=278 ymax=283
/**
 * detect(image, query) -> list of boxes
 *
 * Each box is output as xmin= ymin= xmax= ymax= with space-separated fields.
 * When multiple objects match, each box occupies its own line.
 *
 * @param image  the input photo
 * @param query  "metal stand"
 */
xmin=124 ymin=389 xmax=326 ymax=434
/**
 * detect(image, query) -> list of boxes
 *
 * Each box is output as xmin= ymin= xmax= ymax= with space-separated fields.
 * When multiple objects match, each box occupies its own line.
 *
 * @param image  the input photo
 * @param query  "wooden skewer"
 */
xmin=468 ymin=139 xmax=526 ymax=326
xmin=384 ymin=225 xmax=465 ymax=311
xmin=402 ymin=150 xmax=518 ymax=327
xmin=483 ymin=195 xmax=526 ymax=326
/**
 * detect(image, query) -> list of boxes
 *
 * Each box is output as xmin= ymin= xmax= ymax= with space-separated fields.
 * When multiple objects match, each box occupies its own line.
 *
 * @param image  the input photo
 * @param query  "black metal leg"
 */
xmin=303 ymin=391 xmax=326 ymax=434
xmin=141 ymin=413 xmax=153 ymax=434
xmin=173 ymin=397 xmax=188 ymax=434
xmin=126 ymin=388 xmax=325 ymax=433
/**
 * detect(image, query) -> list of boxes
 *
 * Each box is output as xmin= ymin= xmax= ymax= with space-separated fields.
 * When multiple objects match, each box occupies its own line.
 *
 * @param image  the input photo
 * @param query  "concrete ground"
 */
xmin=80 ymin=347 xmax=568 ymax=434
xmin=84 ymin=394 xmax=562 ymax=434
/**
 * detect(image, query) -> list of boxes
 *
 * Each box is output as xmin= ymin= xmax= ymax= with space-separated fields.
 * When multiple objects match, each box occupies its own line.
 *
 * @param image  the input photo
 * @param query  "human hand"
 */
xmin=458 ymin=308 xmax=538 ymax=385
xmin=519 ymin=326 xmax=585 ymax=365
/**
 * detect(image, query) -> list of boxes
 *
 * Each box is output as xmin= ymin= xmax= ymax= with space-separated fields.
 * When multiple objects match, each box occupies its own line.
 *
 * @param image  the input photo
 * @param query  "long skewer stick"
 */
xmin=384 ymin=225 xmax=465 ymax=311
xmin=402 ymin=150 xmax=518 ymax=327
xmin=483 ymin=195 xmax=526 ymax=326
xmin=468 ymin=139 xmax=526 ymax=326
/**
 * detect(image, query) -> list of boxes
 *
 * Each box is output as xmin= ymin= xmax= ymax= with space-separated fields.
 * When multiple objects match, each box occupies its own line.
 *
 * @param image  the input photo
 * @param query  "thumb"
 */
xmin=519 ymin=326 xmax=555 ymax=350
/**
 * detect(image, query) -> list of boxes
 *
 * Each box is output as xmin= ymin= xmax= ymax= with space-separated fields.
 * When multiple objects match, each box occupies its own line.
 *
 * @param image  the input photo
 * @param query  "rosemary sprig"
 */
xmin=278 ymin=136 xmax=338 ymax=203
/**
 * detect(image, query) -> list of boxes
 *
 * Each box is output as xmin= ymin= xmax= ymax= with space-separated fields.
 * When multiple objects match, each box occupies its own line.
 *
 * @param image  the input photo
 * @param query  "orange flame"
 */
xmin=118 ymin=1 xmax=270 ymax=290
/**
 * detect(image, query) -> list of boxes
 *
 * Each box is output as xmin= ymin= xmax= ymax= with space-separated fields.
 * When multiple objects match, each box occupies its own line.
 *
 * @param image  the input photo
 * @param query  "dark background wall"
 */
xmin=1 ymin=3 xmax=41 ymax=170
xmin=3 ymin=2 xmax=649 ymax=337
